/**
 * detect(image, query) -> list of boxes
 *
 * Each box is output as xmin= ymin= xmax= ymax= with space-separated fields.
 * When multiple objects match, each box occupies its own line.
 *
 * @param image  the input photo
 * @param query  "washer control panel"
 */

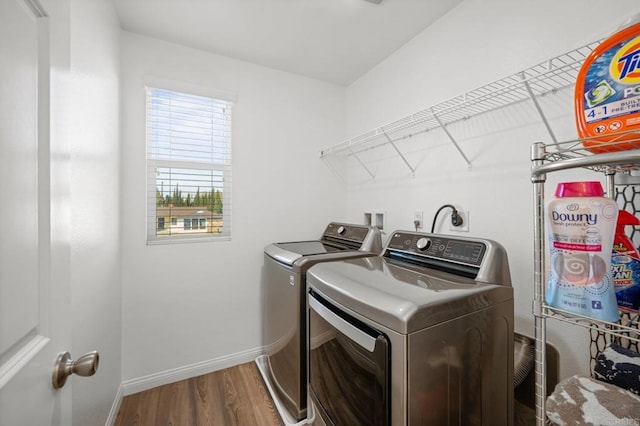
xmin=386 ymin=232 xmax=486 ymax=267
xmin=323 ymin=222 xmax=370 ymax=242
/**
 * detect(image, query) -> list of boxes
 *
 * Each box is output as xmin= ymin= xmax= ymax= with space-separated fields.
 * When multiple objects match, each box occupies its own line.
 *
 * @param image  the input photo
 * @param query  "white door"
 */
xmin=0 ymin=0 xmax=71 ymax=424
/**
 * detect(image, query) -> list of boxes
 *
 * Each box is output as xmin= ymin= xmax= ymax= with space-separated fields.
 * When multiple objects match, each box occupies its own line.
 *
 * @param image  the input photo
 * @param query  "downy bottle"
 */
xmin=546 ymin=181 xmax=619 ymax=322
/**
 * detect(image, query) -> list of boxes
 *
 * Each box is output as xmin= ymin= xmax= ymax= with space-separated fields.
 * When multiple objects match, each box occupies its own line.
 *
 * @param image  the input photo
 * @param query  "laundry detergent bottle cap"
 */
xmin=616 ymin=209 xmax=640 ymax=235
xmin=575 ymin=16 xmax=640 ymax=153
xmin=555 ymin=181 xmax=604 ymax=197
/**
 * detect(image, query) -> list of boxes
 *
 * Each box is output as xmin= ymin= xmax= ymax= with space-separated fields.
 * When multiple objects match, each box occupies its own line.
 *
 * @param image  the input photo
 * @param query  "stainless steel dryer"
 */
xmin=307 ymin=231 xmax=514 ymax=426
xmin=259 ymin=222 xmax=382 ymax=424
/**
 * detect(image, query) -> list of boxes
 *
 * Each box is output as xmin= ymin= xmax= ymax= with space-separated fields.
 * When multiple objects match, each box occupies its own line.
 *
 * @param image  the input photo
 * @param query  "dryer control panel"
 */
xmin=385 ymin=232 xmax=486 ymax=267
xmin=382 ymin=231 xmax=511 ymax=286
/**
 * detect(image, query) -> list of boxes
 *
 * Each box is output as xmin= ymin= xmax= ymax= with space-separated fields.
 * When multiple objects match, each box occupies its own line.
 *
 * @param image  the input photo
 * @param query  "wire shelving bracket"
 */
xmin=320 ymin=41 xmax=600 ymax=178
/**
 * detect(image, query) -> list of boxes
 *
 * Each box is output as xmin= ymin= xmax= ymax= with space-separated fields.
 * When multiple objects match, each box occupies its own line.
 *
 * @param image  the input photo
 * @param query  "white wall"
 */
xmin=344 ymin=0 xmax=640 ymax=380
xmin=120 ymin=32 xmax=346 ymax=382
xmin=67 ymin=0 xmax=122 ymax=423
xmin=43 ymin=0 xmax=122 ymax=424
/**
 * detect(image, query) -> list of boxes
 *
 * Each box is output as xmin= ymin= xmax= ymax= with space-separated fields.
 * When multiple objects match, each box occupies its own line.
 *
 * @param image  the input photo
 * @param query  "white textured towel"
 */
xmin=546 ymin=375 xmax=640 ymax=425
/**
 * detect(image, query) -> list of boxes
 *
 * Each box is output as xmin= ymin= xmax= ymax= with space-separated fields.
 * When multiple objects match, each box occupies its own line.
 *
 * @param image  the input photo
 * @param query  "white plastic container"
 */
xmin=545 ymin=181 xmax=619 ymax=322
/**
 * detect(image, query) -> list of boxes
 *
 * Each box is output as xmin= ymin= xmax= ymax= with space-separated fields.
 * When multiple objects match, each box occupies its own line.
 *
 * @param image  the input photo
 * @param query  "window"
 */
xmin=146 ymin=85 xmax=232 ymax=243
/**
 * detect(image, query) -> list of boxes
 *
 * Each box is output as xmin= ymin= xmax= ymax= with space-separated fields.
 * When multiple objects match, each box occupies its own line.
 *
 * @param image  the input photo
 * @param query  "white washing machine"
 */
xmin=258 ymin=222 xmax=382 ymax=424
xmin=307 ymin=231 xmax=514 ymax=425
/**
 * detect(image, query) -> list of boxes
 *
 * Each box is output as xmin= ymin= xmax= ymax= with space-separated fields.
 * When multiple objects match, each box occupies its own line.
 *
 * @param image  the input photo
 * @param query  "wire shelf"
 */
xmin=542 ymin=305 xmax=640 ymax=346
xmin=320 ymin=41 xmax=600 ymax=159
xmin=531 ymin=130 xmax=640 ymax=176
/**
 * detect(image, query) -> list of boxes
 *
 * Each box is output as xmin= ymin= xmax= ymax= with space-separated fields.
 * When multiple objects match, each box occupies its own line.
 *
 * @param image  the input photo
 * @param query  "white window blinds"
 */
xmin=146 ymin=86 xmax=232 ymax=244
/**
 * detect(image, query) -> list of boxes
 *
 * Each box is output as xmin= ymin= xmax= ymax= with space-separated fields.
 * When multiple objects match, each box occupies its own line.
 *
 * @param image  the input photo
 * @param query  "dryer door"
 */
xmin=308 ymin=290 xmax=390 ymax=426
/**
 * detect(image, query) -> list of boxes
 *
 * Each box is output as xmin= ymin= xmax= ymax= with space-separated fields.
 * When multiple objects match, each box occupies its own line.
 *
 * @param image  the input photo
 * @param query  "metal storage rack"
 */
xmin=531 ymin=130 xmax=640 ymax=426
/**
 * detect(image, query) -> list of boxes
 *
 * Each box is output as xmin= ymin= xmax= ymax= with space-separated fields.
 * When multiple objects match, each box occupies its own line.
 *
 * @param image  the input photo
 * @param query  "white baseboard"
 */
xmin=119 ymin=346 xmax=263 ymax=397
xmin=105 ymin=384 xmax=124 ymax=426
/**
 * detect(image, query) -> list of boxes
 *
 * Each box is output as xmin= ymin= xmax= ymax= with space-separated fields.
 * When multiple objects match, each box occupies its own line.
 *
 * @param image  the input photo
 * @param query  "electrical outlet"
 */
xmin=449 ymin=210 xmax=469 ymax=232
xmin=414 ymin=211 xmax=423 ymax=229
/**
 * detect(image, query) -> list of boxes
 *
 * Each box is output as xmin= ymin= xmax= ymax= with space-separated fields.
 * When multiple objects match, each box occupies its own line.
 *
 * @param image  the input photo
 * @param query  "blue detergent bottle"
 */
xmin=612 ymin=209 xmax=640 ymax=312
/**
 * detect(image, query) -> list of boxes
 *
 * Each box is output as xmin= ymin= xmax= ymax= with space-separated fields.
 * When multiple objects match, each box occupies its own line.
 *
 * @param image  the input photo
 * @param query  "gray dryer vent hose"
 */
xmin=514 ymin=333 xmax=535 ymax=387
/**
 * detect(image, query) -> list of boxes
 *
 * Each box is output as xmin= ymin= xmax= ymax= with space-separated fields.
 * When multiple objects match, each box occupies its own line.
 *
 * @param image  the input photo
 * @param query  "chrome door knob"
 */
xmin=52 ymin=350 xmax=99 ymax=389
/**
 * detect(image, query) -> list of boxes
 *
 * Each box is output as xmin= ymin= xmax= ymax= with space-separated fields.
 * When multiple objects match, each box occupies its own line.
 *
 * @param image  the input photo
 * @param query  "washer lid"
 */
xmin=276 ymin=241 xmax=344 ymax=256
xmin=265 ymin=240 xmax=349 ymax=266
xmin=265 ymin=222 xmax=383 ymax=267
xmin=307 ymin=257 xmax=513 ymax=334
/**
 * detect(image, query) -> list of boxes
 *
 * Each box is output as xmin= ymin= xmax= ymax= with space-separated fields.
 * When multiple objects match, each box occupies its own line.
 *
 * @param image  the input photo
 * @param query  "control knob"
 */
xmin=416 ymin=237 xmax=431 ymax=251
xmin=337 ymin=226 xmax=346 ymax=235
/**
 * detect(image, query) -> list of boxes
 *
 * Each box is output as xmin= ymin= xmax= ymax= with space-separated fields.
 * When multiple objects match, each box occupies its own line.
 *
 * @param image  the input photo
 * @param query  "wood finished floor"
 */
xmin=114 ymin=362 xmax=283 ymax=426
